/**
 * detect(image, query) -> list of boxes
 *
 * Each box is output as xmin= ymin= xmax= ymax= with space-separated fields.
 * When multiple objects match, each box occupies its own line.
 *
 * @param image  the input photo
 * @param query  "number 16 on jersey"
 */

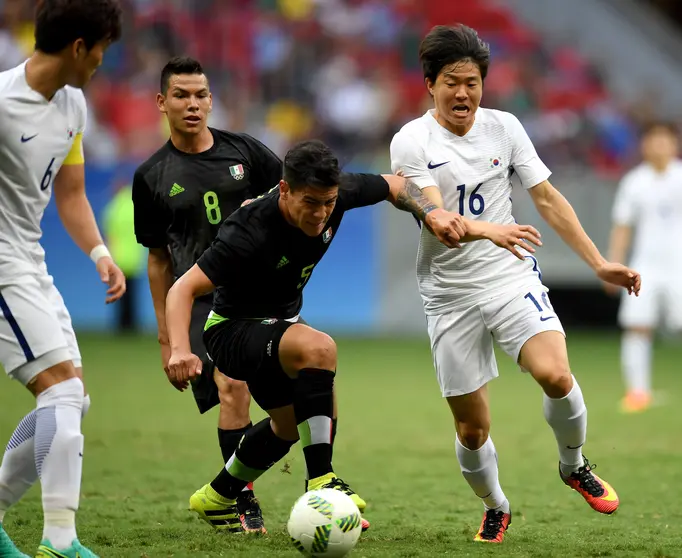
xmin=456 ymin=183 xmax=485 ymax=216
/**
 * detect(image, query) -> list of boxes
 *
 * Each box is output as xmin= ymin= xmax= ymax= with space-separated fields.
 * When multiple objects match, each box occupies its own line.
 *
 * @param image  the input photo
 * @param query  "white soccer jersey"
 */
xmin=0 ymin=61 xmax=86 ymax=280
xmin=612 ymin=161 xmax=682 ymax=272
xmin=390 ymin=108 xmax=551 ymax=314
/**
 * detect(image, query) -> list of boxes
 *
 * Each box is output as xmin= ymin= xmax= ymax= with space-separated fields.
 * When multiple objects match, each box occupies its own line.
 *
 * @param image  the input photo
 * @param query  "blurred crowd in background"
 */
xmin=0 ymin=0 xmax=672 ymax=177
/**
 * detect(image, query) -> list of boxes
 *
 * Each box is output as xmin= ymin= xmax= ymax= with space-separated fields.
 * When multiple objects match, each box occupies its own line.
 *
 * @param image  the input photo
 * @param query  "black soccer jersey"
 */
xmin=197 ymin=173 xmax=390 ymax=320
xmin=132 ymin=127 xmax=282 ymax=278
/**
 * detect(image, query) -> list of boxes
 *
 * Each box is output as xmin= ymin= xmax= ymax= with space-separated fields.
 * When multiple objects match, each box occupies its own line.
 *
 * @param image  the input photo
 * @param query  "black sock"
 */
xmin=211 ymin=418 xmax=295 ymax=499
xmin=295 ymin=369 xmax=335 ymax=480
xmin=217 ymin=423 xmax=252 ymax=463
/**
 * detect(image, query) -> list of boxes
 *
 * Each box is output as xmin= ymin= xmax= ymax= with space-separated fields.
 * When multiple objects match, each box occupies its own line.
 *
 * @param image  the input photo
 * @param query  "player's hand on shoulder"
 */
xmin=96 ymin=256 xmax=126 ymax=304
xmin=425 ymin=208 xmax=466 ymax=248
xmin=484 ymin=223 xmax=543 ymax=261
xmin=596 ymin=262 xmax=641 ymax=296
xmin=167 ymin=350 xmax=202 ymax=389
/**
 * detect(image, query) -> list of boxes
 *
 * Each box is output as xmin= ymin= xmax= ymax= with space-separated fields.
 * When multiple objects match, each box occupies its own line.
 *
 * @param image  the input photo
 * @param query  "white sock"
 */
xmin=0 ymin=394 xmax=91 ymax=525
xmin=621 ymin=332 xmax=652 ymax=394
xmin=543 ymin=375 xmax=587 ymax=475
xmin=36 ymin=378 xmax=84 ymax=550
xmin=455 ymin=436 xmax=509 ymax=512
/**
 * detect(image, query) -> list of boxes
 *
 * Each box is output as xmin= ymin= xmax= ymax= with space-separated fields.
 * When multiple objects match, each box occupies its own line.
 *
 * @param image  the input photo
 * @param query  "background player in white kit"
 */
xmin=391 ymin=25 xmax=641 ymax=543
xmin=0 ymin=1 xmax=124 ymax=557
xmin=607 ymin=122 xmax=682 ymax=413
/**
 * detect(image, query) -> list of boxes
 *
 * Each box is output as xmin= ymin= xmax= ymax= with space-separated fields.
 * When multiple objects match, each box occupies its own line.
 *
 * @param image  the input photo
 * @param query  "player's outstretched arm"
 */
xmin=529 ymin=180 xmax=641 ymax=295
xmin=389 ymin=171 xmax=542 ymax=257
xmin=54 ymin=163 xmax=126 ymax=303
xmin=166 ymin=264 xmax=215 ymax=391
xmin=382 ymin=175 xmax=466 ymax=248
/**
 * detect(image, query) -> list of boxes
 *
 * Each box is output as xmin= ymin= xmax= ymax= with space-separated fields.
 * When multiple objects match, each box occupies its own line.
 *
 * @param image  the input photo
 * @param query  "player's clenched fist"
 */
xmin=425 ymin=208 xmax=466 ymax=248
xmin=484 ymin=223 xmax=543 ymax=261
xmin=167 ymin=350 xmax=203 ymax=387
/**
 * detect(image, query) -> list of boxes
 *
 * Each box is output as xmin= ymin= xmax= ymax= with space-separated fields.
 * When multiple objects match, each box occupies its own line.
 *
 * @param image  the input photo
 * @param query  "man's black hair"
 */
xmin=35 ymin=0 xmax=123 ymax=54
xmin=283 ymin=140 xmax=341 ymax=191
xmin=419 ymin=24 xmax=491 ymax=83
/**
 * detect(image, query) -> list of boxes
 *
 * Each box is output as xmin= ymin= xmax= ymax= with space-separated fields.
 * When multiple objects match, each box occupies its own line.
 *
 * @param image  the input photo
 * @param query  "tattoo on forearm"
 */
xmin=394 ymin=180 xmax=438 ymax=223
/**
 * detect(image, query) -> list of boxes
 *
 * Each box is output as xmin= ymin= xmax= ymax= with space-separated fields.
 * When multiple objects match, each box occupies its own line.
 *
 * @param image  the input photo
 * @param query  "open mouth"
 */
xmin=452 ymin=104 xmax=470 ymax=117
xmin=184 ymin=115 xmax=201 ymax=123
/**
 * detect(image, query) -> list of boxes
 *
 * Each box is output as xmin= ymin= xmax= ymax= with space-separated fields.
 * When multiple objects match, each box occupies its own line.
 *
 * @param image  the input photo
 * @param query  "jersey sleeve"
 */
xmin=236 ymin=133 xmax=283 ymax=197
xmin=338 ymin=173 xmax=390 ymax=210
xmin=132 ymin=168 xmax=169 ymax=249
xmin=612 ymin=174 xmax=637 ymax=226
xmin=506 ymin=114 xmax=551 ymax=189
xmin=196 ymin=222 xmax=253 ymax=287
xmin=389 ymin=130 xmax=437 ymax=189
xmin=63 ymin=90 xmax=87 ymax=166
xmin=62 ymin=133 xmax=84 ymax=166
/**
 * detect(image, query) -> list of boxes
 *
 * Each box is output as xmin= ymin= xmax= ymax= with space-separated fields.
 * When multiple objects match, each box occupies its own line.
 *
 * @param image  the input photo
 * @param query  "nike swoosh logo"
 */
xmin=427 ymin=161 xmax=449 ymax=169
xmin=21 ymin=133 xmax=38 ymax=143
xmin=540 ymin=316 xmax=556 ymax=322
xmin=566 ymin=444 xmax=583 ymax=450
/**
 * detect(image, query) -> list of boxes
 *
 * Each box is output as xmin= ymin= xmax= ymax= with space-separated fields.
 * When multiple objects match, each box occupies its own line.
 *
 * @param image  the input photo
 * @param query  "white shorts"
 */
xmin=0 ymin=269 xmax=81 ymax=385
xmin=618 ymin=274 xmax=682 ymax=330
xmin=426 ymin=285 xmax=566 ymax=397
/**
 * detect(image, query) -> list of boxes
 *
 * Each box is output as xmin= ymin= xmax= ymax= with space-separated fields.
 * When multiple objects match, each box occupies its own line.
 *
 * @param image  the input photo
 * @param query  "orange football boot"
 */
xmin=473 ymin=509 xmax=511 ymax=543
xmin=560 ymin=457 xmax=619 ymax=514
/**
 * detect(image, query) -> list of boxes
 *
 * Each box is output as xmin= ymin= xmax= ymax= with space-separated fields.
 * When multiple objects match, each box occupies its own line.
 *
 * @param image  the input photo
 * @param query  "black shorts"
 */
xmin=203 ymin=316 xmax=306 ymax=411
xmin=189 ymin=295 xmax=220 ymax=414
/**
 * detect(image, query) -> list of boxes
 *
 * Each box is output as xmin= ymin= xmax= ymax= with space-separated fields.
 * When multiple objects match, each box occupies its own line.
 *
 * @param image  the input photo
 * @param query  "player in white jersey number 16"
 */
xmin=390 ymin=24 xmax=641 ymax=545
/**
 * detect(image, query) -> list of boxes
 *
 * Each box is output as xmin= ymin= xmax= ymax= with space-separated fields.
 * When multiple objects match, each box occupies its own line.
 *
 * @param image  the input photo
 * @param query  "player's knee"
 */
xmin=531 ymin=358 xmax=572 ymax=398
xmin=217 ymin=375 xmax=251 ymax=409
xmin=457 ymin=422 xmax=489 ymax=450
xmin=35 ymin=376 xmax=84 ymax=411
xmin=297 ymin=333 xmax=337 ymax=371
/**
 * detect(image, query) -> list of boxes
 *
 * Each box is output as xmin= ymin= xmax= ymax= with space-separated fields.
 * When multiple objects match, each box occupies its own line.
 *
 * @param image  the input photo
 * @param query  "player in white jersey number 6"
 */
xmin=391 ymin=24 xmax=641 ymax=544
xmin=0 ymin=2 xmax=125 ymax=558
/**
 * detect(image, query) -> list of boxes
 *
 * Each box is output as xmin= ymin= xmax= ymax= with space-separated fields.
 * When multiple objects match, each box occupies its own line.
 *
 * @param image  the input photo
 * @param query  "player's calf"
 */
xmin=34 ymin=371 xmax=86 ymax=551
xmin=191 ymin=417 xmax=296 ymax=531
xmin=279 ymin=326 xmax=367 ymax=514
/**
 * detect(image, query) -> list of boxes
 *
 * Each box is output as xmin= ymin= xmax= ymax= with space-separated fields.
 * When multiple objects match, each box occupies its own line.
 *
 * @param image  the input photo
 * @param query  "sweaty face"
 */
xmin=158 ymin=74 xmax=212 ymax=135
xmin=427 ymin=60 xmax=483 ymax=136
xmin=283 ymin=183 xmax=338 ymax=237
xmin=70 ymin=40 xmax=109 ymax=88
xmin=642 ymin=128 xmax=678 ymax=167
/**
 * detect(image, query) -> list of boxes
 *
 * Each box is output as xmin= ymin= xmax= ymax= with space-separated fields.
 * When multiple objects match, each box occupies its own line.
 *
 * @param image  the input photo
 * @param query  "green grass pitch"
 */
xmin=1 ymin=332 xmax=681 ymax=557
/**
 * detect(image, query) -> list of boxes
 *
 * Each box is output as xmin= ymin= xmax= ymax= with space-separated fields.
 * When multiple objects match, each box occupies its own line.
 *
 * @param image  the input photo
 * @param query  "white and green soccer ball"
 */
xmin=287 ymin=488 xmax=363 ymax=557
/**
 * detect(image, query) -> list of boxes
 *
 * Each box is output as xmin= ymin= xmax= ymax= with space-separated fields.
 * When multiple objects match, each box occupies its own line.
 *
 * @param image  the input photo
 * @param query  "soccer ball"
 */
xmin=287 ymin=488 xmax=363 ymax=557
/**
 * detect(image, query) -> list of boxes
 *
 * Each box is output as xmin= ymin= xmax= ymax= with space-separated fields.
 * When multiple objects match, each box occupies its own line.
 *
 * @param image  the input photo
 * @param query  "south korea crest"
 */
xmin=229 ymin=164 xmax=245 ymax=180
xmin=322 ymin=228 xmax=333 ymax=244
